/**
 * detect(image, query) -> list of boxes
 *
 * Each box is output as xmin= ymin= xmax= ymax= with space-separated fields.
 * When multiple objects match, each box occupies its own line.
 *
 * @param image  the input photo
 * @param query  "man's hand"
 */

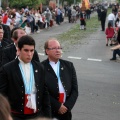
xmin=58 ymin=104 xmax=68 ymax=114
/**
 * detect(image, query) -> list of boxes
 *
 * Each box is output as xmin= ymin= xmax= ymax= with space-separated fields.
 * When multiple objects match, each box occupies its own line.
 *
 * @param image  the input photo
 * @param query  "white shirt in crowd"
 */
xmin=107 ymin=13 xmax=116 ymax=21
xmin=6 ymin=18 xmax=12 ymax=26
xmin=25 ymin=26 xmax=31 ymax=35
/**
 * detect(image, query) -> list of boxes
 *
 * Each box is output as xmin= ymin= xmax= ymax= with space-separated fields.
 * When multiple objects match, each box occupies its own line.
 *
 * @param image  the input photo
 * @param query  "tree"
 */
xmin=8 ymin=0 xmax=46 ymax=9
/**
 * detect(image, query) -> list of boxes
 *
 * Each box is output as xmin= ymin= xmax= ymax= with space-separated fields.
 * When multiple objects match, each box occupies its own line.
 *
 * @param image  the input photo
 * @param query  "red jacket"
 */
xmin=105 ymin=27 xmax=114 ymax=38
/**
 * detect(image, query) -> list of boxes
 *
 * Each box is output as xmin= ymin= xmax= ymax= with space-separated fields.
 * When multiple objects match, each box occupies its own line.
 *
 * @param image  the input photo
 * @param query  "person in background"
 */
xmin=0 ymin=94 xmax=13 ymax=120
xmin=0 ymin=25 xmax=9 ymax=67
xmin=105 ymin=22 xmax=115 ymax=46
xmin=80 ymin=11 xmax=86 ymax=30
xmin=107 ymin=10 xmax=115 ymax=27
xmin=67 ymin=7 xmax=71 ymax=23
xmin=100 ymin=7 xmax=107 ymax=31
xmin=41 ymin=38 xmax=78 ymax=120
xmin=0 ymin=35 xmax=51 ymax=120
xmin=1 ymin=28 xmax=40 ymax=66
xmin=25 ymin=22 xmax=31 ymax=35
xmin=110 ymin=44 xmax=120 ymax=60
xmin=0 ymin=14 xmax=11 ymax=42
xmin=97 ymin=6 xmax=101 ymax=21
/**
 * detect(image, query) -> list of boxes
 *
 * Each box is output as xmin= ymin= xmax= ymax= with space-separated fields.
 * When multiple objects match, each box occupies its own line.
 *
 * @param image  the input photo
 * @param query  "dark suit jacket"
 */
xmin=41 ymin=59 xmax=78 ymax=113
xmin=1 ymin=44 xmax=40 ymax=66
xmin=0 ymin=58 xmax=51 ymax=119
xmin=0 ymin=39 xmax=9 ymax=67
xmin=0 ymin=24 xmax=11 ymax=41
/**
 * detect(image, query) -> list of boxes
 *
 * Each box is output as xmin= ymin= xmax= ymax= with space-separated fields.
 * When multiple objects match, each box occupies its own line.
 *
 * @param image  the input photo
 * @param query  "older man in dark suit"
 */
xmin=0 ymin=35 xmax=51 ymax=120
xmin=41 ymin=38 xmax=78 ymax=120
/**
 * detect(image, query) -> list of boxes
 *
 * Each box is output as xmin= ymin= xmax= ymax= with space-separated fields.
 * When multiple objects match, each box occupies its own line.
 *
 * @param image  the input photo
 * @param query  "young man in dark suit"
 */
xmin=1 ymin=28 xmax=40 ymax=66
xmin=0 ymin=35 xmax=51 ymax=120
xmin=41 ymin=38 xmax=78 ymax=120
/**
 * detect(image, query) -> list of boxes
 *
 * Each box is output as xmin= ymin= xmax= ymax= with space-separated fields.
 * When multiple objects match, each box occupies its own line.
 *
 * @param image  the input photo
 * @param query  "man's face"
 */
xmin=14 ymin=29 xmax=26 ymax=45
xmin=46 ymin=40 xmax=62 ymax=62
xmin=18 ymin=45 xmax=35 ymax=63
xmin=0 ymin=29 xmax=4 ymax=41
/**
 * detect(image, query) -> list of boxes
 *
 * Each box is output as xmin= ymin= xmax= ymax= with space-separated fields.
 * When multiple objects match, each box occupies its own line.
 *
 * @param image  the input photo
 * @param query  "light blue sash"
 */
xmin=19 ymin=63 xmax=34 ymax=94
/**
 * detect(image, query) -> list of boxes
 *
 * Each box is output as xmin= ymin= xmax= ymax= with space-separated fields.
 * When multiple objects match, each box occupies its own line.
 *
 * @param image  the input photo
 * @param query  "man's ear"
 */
xmin=16 ymin=47 xmax=20 ymax=56
xmin=45 ymin=49 xmax=48 ymax=55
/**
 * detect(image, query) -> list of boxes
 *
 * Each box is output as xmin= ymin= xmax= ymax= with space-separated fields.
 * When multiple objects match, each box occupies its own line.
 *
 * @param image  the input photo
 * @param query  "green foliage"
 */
xmin=57 ymin=14 xmax=101 ymax=50
xmin=9 ymin=0 xmax=46 ymax=9
xmin=65 ymin=0 xmax=80 ymax=5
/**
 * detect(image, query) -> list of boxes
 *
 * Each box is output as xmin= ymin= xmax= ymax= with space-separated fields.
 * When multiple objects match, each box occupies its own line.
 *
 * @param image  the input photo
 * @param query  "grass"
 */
xmin=57 ymin=8 xmax=111 ymax=51
xmin=57 ymin=15 xmax=100 ymax=50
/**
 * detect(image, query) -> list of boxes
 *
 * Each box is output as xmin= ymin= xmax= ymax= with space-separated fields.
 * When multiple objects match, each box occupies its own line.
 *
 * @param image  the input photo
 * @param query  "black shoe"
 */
xmin=106 ymin=44 xmax=108 ymax=46
xmin=110 ymin=44 xmax=112 ymax=46
xmin=110 ymin=58 xmax=116 ymax=60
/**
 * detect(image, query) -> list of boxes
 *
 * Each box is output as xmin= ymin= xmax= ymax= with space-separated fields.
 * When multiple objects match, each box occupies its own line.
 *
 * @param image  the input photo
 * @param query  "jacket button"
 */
xmin=38 ymin=109 xmax=39 ymax=111
xmin=38 ymin=102 xmax=39 ymax=104
xmin=21 ymin=110 xmax=22 ymax=111
xmin=38 ymin=96 xmax=39 ymax=98
xmin=22 ymin=97 xmax=23 ymax=99
xmin=21 ymin=86 xmax=23 ymax=87
xmin=66 ymin=90 xmax=67 ymax=92
xmin=38 ymin=90 xmax=39 ymax=91
xmin=22 ymin=103 xmax=23 ymax=105
xmin=22 ymin=91 xmax=23 ymax=93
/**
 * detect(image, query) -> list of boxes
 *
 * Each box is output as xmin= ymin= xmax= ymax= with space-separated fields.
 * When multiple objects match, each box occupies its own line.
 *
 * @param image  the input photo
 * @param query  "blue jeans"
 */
xmin=112 ymin=49 xmax=120 ymax=59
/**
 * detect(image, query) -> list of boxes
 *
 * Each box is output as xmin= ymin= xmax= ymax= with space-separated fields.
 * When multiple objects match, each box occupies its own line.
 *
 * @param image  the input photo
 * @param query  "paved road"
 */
xmin=32 ymin=14 xmax=120 ymax=120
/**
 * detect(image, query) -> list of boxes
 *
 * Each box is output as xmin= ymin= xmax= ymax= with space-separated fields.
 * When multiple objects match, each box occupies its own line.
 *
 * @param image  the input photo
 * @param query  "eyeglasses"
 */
xmin=47 ymin=47 xmax=62 ymax=50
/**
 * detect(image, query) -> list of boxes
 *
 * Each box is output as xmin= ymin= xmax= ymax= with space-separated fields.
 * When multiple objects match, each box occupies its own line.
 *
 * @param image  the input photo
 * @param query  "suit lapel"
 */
xmin=14 ymin=58 xmax=24 ymax=85
xmin=32 ymin=61 xmax=39 ymax=85
xmin=59 ymin=60 xmax=65 ymax=76
xmin=46 ymin=60 xmax=57 ymax=78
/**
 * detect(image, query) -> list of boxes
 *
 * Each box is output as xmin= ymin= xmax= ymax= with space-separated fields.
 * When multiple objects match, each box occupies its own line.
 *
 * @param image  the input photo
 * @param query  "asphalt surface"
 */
xmin=32 ymin=13 xmax=120 ymax=120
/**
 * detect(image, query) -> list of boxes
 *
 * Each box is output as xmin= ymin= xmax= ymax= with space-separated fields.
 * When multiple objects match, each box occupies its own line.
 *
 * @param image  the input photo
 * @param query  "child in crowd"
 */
xmin=24 ymin=22 xmax=31 ymax=35
xmin=105 ymin=22 xmax=115 ymax=46
xmin=80 ymin=11 xmax=86 ymax=30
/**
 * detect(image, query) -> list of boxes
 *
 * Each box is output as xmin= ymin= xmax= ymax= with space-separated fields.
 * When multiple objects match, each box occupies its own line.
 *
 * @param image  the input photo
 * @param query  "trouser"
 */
xmin=113 ymin=49 xmax=120 ymax=59
xmin=68 ymin=15 xmax=71 ymax=23
xmin=101 ymin=20 xmax=105 ymax=31
xmin=52 ymin=111 xmax=72 ymax=120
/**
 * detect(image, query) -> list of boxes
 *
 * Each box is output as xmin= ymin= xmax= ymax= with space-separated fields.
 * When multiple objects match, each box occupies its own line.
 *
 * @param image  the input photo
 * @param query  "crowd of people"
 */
xmin=102 ymin=4 xmax=120 ymax=61
xmin=0 ymin=5 xmax=79 ymax=120
xmin=0 ymin=5 xmax=67 ymax=34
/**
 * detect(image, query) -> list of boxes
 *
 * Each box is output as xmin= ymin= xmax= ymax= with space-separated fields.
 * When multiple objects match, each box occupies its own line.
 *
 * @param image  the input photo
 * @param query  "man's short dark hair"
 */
xmin=18 ymin=35 xmax=35 ymax=50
